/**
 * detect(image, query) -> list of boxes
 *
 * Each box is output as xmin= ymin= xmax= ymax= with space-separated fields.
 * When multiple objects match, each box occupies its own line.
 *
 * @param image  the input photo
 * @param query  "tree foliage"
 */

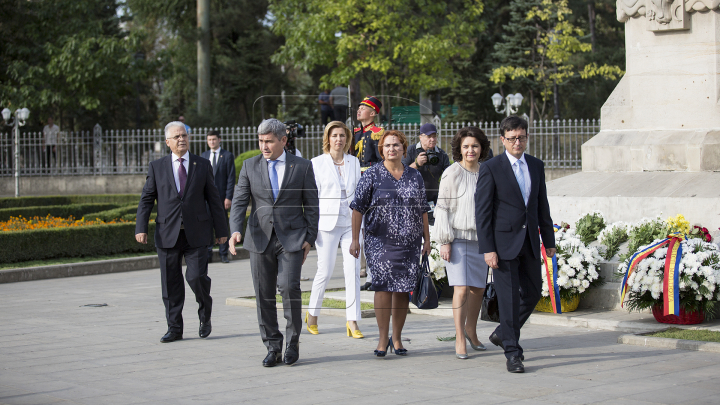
xmin=270 ymin=0 xmax=485 ymax=95
xmin=489 ymin=0 xmax=623 ymax=120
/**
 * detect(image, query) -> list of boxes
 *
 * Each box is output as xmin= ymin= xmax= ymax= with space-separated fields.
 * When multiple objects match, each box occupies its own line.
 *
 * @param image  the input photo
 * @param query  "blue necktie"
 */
xmin=268 ymin=160 xmax=279 ymax=201
xmin=514 ymin=160 xmax=528 ymax=205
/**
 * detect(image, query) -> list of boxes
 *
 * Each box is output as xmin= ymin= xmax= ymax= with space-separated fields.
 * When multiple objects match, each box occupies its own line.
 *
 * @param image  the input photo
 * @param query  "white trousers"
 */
xmin=308 ymin=225 xmax=362 ymax=321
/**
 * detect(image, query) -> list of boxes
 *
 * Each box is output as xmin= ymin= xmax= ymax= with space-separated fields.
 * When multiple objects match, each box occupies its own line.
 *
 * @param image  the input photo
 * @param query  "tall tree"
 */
xmin=1 ymin=0 xmax=151 ymax=130
xmin=490 ymin=0 xmax=622 ymax=120
xmin=269 ymin=0 xmax=485 ymax=104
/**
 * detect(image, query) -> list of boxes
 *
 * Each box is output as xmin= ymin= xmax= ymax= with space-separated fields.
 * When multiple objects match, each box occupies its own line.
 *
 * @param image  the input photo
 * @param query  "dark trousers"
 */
xmin=249 ymin=231 xmax=303 ymax=352
xmin=45 ymin=145 xmax=56 ymax=168
xmin=157 ymin=230 xmax=212 ymax=333
xmin=333 ymin=106 xmax=348 ymax=124
xmin=207 ymin=208 xmax=229 ymax=258
xmin=492 ymin=231 xmax=542 ymax=359
xmin=321 ymin=109 xmax=335 ymax=125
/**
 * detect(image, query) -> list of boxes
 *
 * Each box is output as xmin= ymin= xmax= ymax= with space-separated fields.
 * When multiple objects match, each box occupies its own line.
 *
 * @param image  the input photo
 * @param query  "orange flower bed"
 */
xmin=0 ymin=215 xmax=131 ymax=232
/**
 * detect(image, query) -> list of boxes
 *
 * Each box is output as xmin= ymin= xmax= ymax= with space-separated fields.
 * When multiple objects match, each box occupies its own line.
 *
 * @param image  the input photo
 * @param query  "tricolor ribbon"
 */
xmin=619 ymin=232 xmax=686 ymax=315
xmin=540 ymin=225 xmax=562 ymax=314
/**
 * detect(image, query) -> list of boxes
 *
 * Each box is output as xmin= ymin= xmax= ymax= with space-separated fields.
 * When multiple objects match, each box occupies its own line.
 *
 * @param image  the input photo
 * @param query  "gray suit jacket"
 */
xmin=230 ymin=153 xmax=319 ymax=253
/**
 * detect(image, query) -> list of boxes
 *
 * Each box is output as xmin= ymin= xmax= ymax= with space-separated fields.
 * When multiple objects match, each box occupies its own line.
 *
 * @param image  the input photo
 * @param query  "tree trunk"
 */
xmin=349 ymin=76 xmax=362 ymax=126
xmin=197 ymin=0 xmax=211 ymax=116
xmin=588 ymin=1 xmax=597 ymax=53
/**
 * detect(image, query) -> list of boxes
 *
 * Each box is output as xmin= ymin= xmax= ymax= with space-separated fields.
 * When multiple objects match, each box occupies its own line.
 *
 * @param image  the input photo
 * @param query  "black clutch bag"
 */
xmin=480 ymin=269 xmax=500 ymax=323
xmin=411 ymin=254 xmax=439 ymax=310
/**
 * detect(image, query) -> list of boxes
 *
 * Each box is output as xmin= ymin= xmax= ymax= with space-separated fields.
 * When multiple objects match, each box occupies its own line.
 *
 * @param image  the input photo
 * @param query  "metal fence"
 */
xmin=0 ymin=118 xmax=599 ymax=176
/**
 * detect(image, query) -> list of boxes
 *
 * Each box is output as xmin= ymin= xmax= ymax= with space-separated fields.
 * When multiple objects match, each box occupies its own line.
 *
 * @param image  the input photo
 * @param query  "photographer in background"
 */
xmin=403 ymin=123 xmax=451 ymax=225
xmin=284 ymin=120 xmax=305 ymax=157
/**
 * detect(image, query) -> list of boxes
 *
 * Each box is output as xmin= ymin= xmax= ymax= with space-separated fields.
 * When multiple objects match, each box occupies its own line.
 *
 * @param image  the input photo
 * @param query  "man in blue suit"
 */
xmin=475 ymin=115 xmax=556 ymax=373
xmin=202 ymin=130 xmax=236 ymax=263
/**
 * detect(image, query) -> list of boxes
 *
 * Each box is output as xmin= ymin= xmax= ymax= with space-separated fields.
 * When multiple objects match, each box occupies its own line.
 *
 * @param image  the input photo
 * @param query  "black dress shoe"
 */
xmin=507 ymin=356 xmax=525 ymax=373
xmin=489 ymin=332 xmax=504 ymax=349
xmin=489 ymin=332 xmax=523 ymax=360
xmin=284 ymin=344 xmax=299 ymax=365
xmin=220 ymin=255 xmax=230 ymax=263
xmin=160 ymin=331 xmax=183 ymax=343
xmin=263 ymin=351 xmax=282 ymax=367
xmin=199 ymin=320 xmax=212 ymax=338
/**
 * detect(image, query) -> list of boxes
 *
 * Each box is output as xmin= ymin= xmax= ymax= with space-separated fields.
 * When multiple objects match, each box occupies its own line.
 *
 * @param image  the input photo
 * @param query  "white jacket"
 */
xmin=311 ymin=153 xmax=361 ymax=232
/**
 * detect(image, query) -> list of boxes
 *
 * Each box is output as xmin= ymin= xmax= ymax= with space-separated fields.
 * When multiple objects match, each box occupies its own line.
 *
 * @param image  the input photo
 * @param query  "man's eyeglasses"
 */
xmin=502 ymin=136 xmax=528 ymax=144
xmin=170 ymin=134 xmax=188 ymax=141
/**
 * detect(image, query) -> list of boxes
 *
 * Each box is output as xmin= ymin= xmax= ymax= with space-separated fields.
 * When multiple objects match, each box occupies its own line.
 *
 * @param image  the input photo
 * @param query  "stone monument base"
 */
xmin=546 ymin=171 xmax=720 ymax=229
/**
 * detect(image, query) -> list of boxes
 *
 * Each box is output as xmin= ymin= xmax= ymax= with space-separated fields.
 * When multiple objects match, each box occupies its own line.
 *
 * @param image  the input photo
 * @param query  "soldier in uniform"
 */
xmin=354 ymin=96 xmax=384 ymax=171
xmin=353 ymin=96 xmax=385 ymax=290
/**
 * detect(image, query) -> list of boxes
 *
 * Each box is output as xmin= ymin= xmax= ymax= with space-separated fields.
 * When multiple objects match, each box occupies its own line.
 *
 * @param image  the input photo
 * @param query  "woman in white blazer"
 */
xmin=306 ymin=121 xmax=364 ymax=338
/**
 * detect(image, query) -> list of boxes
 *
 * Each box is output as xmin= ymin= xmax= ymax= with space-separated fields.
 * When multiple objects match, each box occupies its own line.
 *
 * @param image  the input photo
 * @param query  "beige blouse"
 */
xmin=432 ymin=162 xmax=480 ymax=245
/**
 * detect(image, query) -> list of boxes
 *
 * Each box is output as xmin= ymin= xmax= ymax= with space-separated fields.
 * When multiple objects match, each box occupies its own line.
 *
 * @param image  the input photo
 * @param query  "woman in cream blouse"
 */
xmin=306 ymin=121 xmax=364 ymax=338
xmin=433 ymin=126 xmax=491 ymax=358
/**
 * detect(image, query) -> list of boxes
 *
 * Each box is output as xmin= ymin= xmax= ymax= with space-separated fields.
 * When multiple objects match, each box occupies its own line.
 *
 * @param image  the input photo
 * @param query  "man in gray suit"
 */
xmin=229 ymin=118 xmax=319 ymax=367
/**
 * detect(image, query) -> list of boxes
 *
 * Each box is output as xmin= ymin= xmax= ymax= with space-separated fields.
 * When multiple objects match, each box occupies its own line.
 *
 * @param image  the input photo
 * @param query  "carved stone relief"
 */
xmin=617 ymin=0 xmax=720 ymax=31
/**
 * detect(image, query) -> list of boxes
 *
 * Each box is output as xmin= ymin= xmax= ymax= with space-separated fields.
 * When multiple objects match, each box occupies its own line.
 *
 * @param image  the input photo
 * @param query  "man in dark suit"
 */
xmin=201 ymin=130 xmax=236 ymax=264
xmin=228 ymin=118 xmax=319 ymax=367
xmin=135 ymin=121 xmax=228 ymax=343
xmin=475 ymin=115 xmax=556 ymax=373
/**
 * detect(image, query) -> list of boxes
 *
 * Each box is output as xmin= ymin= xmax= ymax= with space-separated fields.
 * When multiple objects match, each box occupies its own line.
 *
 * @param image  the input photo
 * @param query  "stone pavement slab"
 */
xmin=1 ymin=249 xmax=720 ymax=404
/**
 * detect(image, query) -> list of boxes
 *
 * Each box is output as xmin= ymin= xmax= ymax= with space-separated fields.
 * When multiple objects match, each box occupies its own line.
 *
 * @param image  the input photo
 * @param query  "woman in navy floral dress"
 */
xmin=350 ymin=130 xmax=431 ymax=357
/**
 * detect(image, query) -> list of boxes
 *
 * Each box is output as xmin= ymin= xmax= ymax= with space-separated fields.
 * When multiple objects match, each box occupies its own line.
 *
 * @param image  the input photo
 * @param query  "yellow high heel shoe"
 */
xmin=305 ymin=312 xmax=319 ymax=335
xmin=346 ymin=322 xmax=364 ymax=339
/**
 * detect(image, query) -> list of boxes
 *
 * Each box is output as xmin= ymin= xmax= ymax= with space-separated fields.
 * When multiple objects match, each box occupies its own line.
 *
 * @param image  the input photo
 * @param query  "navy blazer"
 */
xmin=136 ymin=153 xmax=229 ymax=249
xmin=201 ymin=148 xmax=236 ymax=201
xmin=474 ymin=152 xmax=555 ymax=260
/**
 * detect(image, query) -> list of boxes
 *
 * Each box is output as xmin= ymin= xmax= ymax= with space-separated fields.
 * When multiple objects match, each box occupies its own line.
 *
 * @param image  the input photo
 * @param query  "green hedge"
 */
xmin=235 ymin=149 xmax=262 ymax=183
xmin=87 ymin=204 xmax=148 ymax=222
xmin=0 ymin=222 xmax=156 ymax=263
xmin=0 ymin=194 xmax=140 ymax=209
xmin=0 ymin=203 xmax=120 ymax=221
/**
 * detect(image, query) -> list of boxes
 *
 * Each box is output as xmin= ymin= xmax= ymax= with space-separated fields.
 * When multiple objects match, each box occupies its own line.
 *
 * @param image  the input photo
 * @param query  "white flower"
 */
xmin=582 ymin=280 xmax=590 ymax=288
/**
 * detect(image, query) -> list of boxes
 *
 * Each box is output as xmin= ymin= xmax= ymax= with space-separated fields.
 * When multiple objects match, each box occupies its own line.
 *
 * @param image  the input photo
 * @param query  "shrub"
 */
xmin=0 ymin=203 xmax=120 ymax=221
xmin=235 ymin=149 xmax=262 ymax=183
xmin=0 ymin=223 xmax=156 ymax=263
xmin=88 ymin=204 xmax=156 ymax=222
xmin=0 ymin=194 xmax=140 ymax=209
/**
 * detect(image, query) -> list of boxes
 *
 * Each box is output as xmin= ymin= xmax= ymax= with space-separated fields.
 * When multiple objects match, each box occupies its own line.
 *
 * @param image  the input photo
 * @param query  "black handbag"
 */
xmin=411 ymin=254 xmax=439 ymax=309
xmin=480 ymin=269 xmax=500 ymax=323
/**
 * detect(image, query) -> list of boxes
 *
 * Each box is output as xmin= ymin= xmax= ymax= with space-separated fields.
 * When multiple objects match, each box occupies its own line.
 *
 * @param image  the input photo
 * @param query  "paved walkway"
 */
xmin=1 ymin=251 xmax=719 ymax=404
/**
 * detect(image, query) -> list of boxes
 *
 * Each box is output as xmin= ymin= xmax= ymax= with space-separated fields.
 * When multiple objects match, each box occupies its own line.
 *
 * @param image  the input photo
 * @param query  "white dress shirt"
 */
xmin=268 ymin=151 xmax=287 ymax=190
xmin=172 ymin=151 xmax=190 ymax=193
xmin=210 ymin=147 xmax=220 ymax=169
xmin=505 ymin=150 xmax=531 ymax=204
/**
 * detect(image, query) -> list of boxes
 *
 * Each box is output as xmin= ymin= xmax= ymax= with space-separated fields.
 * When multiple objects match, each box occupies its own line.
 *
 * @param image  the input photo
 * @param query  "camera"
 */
xmin=424 ymin=150 xmax=440 ymax=165
xmin=283 ymin=120 xmax=306 ymax=156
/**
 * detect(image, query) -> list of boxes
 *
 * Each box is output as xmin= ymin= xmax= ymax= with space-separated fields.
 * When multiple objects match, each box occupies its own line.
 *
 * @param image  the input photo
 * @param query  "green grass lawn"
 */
xmin=648 ymin=327 xmax=720 ymax=343
xmin=274 ymin=289 xmax=374 ymax=310
xmin=0 ymin=251 xmax=157 ymax=271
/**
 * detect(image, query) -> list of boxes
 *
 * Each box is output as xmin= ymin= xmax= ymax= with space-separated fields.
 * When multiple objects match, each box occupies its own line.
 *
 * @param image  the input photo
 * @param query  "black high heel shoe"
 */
xmin=374 ymin=338 xmax=390 ymax=357
xmin=389 ymin=336 xmax=407 ymax=356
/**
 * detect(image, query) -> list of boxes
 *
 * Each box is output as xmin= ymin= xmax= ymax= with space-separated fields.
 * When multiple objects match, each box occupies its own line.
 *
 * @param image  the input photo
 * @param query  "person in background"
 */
xmin=178 ymin=115 xmax=191 ymax=134
xmin=318 ymin=89 xmax=334 ymax=125
xmin=202 ymin=130 xmax=236 ymax=264
xmin=353 ymin=96 xmax=384 ymax=170
xmin=306 ymin=121 xmax=363 ymax=338
xmin=135 ymin=122 xmax=228 ymax=343
xmin=403 ymin=123 xmax=451 ymax=225
xmin=330 ymin=86 xmax=349 ymax=124
xmin=42 ymin=116 xmax=59 ymax=170
xmin=353 ymin=96 xmax=385 ymax=291
xmin=433 ymin=126 xmax=491 ymax=359
xmin=350 ymin=130 xmax=431 ymax=357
